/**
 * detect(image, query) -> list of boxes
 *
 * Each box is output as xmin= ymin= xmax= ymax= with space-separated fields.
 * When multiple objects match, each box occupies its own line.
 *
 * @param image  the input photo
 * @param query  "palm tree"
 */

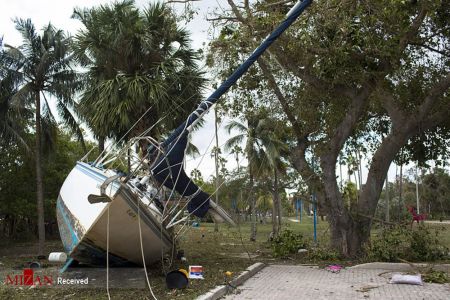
xmin=225 ymin=111 xmax=286 ymax=240
xmin=72 ymin=1 xmax=206 ymax=152
xmin=0 ymin=63 xmax=31 ymax=151
xmin=0 ymin=19 xmax=83 ymax=256
xmin=230 ymin=145 xmax=243 ymax=172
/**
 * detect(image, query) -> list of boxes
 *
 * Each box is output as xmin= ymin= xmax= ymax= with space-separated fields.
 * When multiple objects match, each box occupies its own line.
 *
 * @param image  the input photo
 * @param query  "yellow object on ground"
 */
xmin=179 ymin=269 xmax=189 ymax=278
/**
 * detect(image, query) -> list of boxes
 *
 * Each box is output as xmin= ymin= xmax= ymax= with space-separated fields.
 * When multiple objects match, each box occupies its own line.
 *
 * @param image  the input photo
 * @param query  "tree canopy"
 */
xmin=72 ymin=0 xmax=207 ymax=147
xmin=207 ymin=0 xmax=450 ymax=256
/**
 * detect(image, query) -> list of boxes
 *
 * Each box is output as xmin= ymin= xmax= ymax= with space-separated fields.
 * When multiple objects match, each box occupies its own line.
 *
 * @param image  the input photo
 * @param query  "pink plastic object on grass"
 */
xmin=326 ymin=265 xmax=343 ymax=273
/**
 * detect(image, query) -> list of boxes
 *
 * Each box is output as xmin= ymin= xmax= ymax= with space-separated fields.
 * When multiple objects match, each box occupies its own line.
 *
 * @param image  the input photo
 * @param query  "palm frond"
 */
xmin=225 ymin=120 xmax=247 ymax=134
xmin=224 ymin=134 xmax=246 ymax=152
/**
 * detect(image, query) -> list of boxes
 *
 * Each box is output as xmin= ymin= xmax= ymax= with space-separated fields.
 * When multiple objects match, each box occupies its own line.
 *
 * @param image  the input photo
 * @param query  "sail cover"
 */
xmin=151 ymin=131 xmax=210 ymax=217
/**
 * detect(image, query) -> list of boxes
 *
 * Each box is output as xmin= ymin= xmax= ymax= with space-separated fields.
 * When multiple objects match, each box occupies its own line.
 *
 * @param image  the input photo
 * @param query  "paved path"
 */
xmin=223 ymin=265 xmax=450 ymax=300
xmin=425 ymin=220 xmax=450 ymax=225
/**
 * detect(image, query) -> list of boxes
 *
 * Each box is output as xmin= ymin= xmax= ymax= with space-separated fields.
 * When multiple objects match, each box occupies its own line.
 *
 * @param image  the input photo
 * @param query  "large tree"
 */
xmin=72 ymin=1 xmax=206 ymax=152
xmin=0 ymin=20 xmax=82 ymax=255
xmin=208 ymin=0 xmax=449 ymax=256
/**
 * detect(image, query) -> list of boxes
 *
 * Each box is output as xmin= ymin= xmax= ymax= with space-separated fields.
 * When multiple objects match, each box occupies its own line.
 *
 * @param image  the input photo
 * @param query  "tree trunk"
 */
xmin=249 ymin=173 xmax=257 ymax=241
xmin=385 ymin=177 xmax=390 ymax=223
xmin=321 ymin=154 xmax=363 ymax=256
xmin=98 ymin=136 xmax=105 ymax=153
xmin=214 ymin=108 xmax=219 ymax=232
xmin=35 ymin=91 xmax=45 ymax=257
xmin=398 ymin=162 xmax=403 ymax=220
xmin=271 ymin=169 xmax=281 ymax=237
xmin=356 ymin=132 xmax=412 ymax=249
xmin=271 ymin=202 xmax=278 ymax=236
xmin=127 ymin=147 xmax=131 ymax=173
xmin=275 ymin=172 xmax=282 ymax=231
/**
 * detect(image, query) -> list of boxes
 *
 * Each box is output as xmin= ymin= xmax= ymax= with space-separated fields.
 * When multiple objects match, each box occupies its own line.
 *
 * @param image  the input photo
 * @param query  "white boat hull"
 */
xmin=57 ymin=162 xmax=173 ymax=266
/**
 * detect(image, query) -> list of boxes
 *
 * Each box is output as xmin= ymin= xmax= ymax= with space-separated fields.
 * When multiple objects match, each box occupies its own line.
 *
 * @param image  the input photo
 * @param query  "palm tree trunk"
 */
xmin=385 ymin=177 xmax=390 ymax=222
xmin=35 ymin=91 xmax=45 ymax=257
xmin=127 ymin=148 xmax=131 ymax=173
xmin=249 ymin=173 xmax=257 ymax=241
xmin=271 ymin=198 xmax=278 ymax=236
xmin=214 ymin=108 xmax=219 ymax=232
xmin=274 ymin=169 xmax=282 ymax=232
xmin=271 ymin=172 xmax=279 ymax=237
xmin=399 ymin=162 xmax=403 ymax=220
xmin=357 ymin=151 xmax=363 ymax=189
xmin=98 ymin=136 xmax=105 ymax=153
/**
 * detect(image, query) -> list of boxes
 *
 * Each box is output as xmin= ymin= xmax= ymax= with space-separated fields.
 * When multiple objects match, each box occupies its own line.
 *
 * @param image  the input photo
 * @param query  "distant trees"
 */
xmin=0 ymin=131 xmax=92 ymax=241
xmin=377 ymin=167 xmax=450 ymax=222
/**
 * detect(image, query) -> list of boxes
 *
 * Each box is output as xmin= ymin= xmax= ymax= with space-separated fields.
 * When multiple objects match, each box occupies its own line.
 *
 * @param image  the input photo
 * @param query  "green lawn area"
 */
xmin=1 ymin=217 xmax=449 ymax=299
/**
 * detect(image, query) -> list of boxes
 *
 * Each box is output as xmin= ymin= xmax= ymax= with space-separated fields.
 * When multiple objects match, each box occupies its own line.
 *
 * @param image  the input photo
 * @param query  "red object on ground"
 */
xmin=406 ymin=205 xmax=426 ymax=225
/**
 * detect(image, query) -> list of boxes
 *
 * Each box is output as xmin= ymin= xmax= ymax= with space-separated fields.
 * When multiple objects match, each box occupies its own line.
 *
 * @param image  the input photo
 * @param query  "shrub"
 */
xmin=307 ymin=246 xmax=340 ymax=261
xmin=422 ymin=269 xmax=449 ymax=284
xmin=271 ymin=229 xmax=309 ymax=257
xmin=367 ymin=224 xmax=449 ymax=262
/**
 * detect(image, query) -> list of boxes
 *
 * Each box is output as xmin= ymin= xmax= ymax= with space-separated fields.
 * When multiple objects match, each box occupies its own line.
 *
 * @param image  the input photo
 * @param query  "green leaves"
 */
xmin=271 ymin=229 xmax=309 ymax=257
xmin=74 ymin=1 xmax=206 ymax=143
xmin=1 ymin=18 xmax=84 ymax=151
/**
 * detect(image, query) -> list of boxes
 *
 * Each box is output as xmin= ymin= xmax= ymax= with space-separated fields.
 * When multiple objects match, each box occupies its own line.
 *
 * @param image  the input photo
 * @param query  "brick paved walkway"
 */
xmin=223 ymin=265 xmax=450 ymax=300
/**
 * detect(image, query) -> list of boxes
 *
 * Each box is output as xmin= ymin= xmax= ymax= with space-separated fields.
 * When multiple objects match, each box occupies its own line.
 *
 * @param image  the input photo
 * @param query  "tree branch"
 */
xmin=206 ymin=16 xmax=239 ymax=22
xmin=269 ymin=43 xmax=356 ymax=99
xmin=417 ymin=73 xmax=450 ymax=120
xmin=325 ymin=79 xmax=375 ymax=158
xmin=264 ymin=0 xmax=295 ymax=8
xmin=166 ymin=0 xmax=201 ymax=3
xmin=257 ymin=57 xmax=303 ymax=139
xmin=380 ymin=88 xmax=406 ymax=129
xmin=227 ymin=0 xmax=247 ymax=23
xmin=410 ymin=42 xmax=450 ymax=58
xmin=398 ymin=5 xmax=428 ymax=52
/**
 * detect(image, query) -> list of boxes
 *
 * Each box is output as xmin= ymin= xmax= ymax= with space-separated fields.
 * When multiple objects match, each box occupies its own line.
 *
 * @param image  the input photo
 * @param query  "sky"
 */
xmin=0 ymin=0 xmax=432 ymax=193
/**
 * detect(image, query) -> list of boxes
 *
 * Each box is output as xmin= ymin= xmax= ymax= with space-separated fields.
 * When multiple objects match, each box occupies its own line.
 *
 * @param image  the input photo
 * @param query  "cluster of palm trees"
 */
xmin=0 ymin=1 xmax=205 ymax=255
xmin=224 ymin=109 xmax=288 ymax=240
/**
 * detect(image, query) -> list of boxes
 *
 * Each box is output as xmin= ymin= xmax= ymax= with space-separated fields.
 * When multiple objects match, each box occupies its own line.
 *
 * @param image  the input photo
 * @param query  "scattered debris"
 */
xmin=356 ymin=285 xmax=379 ymax=293
xmin=48 ymin=252 xmax=67 ymax=263
xmin=28 ymin=261 xmax=41 ymax=269
xmin=298 ymin=248 xmax=308 ymax=254
xmin=219 ymin=252 xmax=260 ymax=259
xmin=189 ymin=265 xmax=204 ymax=279
xmin=64 ymin=293 xmax=76 ymax=299
xmin=166 ymin=269 xmax=189 ymax=289
xmin=389 ymin=273 xmax=423 ymax=285
xmin=326 ymin=264 xmax=343 ymax=273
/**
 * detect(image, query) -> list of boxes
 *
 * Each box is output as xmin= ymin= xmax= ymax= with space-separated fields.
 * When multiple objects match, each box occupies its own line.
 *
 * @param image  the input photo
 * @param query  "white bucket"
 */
xmin=48 ymin=252 xmax=67 ymax=263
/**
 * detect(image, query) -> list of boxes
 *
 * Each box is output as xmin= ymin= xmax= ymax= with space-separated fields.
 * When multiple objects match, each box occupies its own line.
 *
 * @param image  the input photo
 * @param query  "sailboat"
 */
xmin=56 ymin=0 xmax=312 ymax=268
